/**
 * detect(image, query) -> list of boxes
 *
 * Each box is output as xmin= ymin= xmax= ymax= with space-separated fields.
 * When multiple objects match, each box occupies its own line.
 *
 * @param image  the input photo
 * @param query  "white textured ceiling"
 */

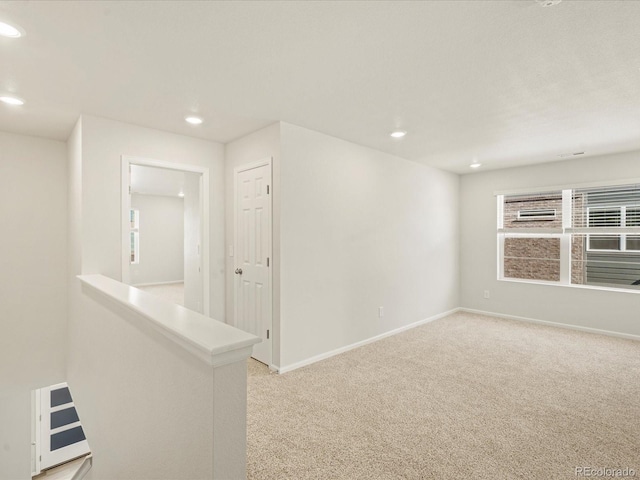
xmin=1 ymin=1 xmax=639 ymax=173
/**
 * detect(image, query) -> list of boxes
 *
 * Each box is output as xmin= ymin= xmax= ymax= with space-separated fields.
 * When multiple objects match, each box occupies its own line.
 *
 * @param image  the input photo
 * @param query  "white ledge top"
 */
xmin=78 ymin=274 xmax=260 ymax=367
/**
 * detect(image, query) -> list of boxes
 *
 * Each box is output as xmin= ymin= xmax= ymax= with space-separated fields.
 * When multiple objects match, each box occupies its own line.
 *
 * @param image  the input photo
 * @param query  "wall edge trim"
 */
xmin=132 ymin=280 xmax=184 ymax=287
xmin=459 ymin=307 xmax=640 ymax=341
xmin=276 ymin=307 xmax=461 ymax=374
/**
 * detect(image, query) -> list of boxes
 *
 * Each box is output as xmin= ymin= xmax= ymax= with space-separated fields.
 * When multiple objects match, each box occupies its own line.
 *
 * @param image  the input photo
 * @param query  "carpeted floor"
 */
xmin=247 ymin=311 xmax=640 ymax=480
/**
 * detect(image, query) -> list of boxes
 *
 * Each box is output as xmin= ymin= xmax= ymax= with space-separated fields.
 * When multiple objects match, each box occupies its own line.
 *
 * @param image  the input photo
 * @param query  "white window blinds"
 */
xmin=570 ymin=184 xmax=640 ymax=234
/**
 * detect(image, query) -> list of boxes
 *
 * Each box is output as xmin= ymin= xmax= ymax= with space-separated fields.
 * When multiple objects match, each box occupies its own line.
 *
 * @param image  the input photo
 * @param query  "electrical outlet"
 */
xmin=378 ymin=306 xmax=384 ymax=317
xmin=483 ymin=290 xmax=490 ymax=299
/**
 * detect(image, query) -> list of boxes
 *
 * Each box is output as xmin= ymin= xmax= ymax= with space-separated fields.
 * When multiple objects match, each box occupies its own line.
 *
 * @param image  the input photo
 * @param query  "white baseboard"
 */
xmin=460 ymin=307 xmax=640 ymax=342
xmin=270 ymin=307 xmax=639 ymax=375
xmin=133 ymin=280 xmax=184 ymax=287
xmin=276 ymin=308 xmax=460 ymax=374
xmin=71 ymin=455 xmax=93 ymax=480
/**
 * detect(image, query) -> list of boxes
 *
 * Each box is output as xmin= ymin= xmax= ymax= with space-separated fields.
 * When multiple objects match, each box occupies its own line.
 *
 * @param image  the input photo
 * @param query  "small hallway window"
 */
xmin=130 ymin=209 xmax=139 ymax=264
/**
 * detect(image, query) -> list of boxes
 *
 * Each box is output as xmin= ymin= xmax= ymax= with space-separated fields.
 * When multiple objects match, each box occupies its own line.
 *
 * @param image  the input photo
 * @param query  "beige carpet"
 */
xmin=247 ymin=311 xmax=640 ymax=480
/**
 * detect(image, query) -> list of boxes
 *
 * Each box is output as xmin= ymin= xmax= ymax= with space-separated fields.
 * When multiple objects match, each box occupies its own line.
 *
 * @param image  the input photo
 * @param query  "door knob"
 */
xmin=235 ymin=268 xmax=243 ymax=275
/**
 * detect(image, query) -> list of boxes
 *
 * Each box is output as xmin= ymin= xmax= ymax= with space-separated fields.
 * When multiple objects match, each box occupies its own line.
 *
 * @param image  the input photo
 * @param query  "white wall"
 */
xmin=130 ymin=194 xmax=184 ymax=286
xmin=0 ymin=131 xmax=68 ymax=479
xmin=184 ymin=172 xmax=203 ymax=312
xmin=70 ymin=290 xmax=212 ymax=479
xmin=225 ymin=123 xmax=281 ymax=365
xmin=278 ymin=123 xmax=459 ymax=369
xmin=460 ymin=150 xmax=640 ymax=337
xmin=80 ymin=115 xmax=226 ymax=320
xmin=67 ymin=282 xmax=248 ymax=479
xmin=66 ymin=115 xmax=248 ymax=478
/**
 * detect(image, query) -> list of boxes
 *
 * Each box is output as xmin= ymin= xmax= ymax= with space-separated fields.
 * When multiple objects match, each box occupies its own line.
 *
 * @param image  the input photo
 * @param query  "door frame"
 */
xmin=233 ymin=157 xmax=273 ymax=366
xmin=120 ymin=155 xmax=210 ymax=316
xmin=38 ymin=382 xmax=91 ymax=471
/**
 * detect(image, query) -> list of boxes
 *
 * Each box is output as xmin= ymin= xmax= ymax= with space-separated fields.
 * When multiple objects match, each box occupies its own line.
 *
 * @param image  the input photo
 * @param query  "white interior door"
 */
xmin=234 ymin=162 xmax=272 ymax=365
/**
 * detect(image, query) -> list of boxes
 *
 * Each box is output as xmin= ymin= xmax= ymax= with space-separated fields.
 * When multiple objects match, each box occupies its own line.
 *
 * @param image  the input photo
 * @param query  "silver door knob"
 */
xmin=235 ymin=268 xmax=243 ymax=275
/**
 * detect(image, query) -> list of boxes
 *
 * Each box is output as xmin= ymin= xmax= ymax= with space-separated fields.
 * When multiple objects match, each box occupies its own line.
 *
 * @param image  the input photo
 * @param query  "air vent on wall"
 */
xmin=517 ymin=209 xmax=557 ymax=221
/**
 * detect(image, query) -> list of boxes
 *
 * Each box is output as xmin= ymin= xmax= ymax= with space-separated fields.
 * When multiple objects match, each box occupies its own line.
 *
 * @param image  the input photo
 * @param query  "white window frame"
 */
xmin=32 ymin=389 xmax=41 ymax=476
xmin=497 ymin=184 xmax=640 ymax=294
xmin=497 ymin=190 xmax=571 ymax=285
xmin=624 ymin=204 xmax=640 ymax=253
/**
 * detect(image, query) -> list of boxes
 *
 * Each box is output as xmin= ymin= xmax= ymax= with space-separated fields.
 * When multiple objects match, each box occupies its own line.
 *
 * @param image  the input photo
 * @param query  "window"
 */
xmin=33 ymin=383 xmax=91 ymax=474
xmin=587 ymin=207 xmax=621 ymax=251
xmin=497 ymin=182 xmax=640 ymax=291
xmin=130 ymin=209 xmax=139 ymax=264
xmin=586 ymin=206 xmax=640 ymax=252
xmin=498 ymin=191 xmax=564 ymax=283
xmin=627 ymin=207 xmax=640 ymax=252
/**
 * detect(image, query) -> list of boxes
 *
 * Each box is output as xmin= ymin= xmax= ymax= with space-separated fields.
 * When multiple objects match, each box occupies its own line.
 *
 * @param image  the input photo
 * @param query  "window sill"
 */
xmin=498 ymin=277 xmax=640 ymax=295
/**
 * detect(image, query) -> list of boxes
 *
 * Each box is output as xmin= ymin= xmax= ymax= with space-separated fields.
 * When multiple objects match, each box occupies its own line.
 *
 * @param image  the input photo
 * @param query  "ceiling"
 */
xmin=130 ymin=164 xmax=185 ymax=197
xmin=1 ymin=1 xmax=639 ymax=174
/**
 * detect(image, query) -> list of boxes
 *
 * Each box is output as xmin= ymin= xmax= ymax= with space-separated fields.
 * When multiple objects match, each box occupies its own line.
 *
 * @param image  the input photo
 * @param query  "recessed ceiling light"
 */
xmin=185 ymin=116 xmax=203 ymax=125
xmin=0 ymin=95 xmax=24 ymax=106
xmin=178 ymin=192 xmax=185 ymax=197
xmin=390 ymin=130 xmax=406 ymax=138
xmin=0 ymin=21 xmax=24 ymax=38
xmin=470 ymin=162 xmax=482 ymax=169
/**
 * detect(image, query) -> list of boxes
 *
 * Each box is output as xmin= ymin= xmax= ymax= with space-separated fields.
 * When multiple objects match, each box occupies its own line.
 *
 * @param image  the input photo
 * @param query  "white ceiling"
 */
xmin=130 ymin=164 xmax=184 ymax=197
xmin=1 ymin=1 xmax=639 ymax=174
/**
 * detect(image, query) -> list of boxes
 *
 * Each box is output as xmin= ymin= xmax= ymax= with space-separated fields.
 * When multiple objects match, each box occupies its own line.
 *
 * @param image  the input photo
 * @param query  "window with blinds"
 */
xmin=497 ymin=182 xmax=640 ymax=290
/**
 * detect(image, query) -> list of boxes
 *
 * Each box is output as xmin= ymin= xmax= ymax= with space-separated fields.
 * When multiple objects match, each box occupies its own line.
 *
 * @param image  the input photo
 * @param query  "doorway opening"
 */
xmin=121 ymin=156 xmax=210 ymax=316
